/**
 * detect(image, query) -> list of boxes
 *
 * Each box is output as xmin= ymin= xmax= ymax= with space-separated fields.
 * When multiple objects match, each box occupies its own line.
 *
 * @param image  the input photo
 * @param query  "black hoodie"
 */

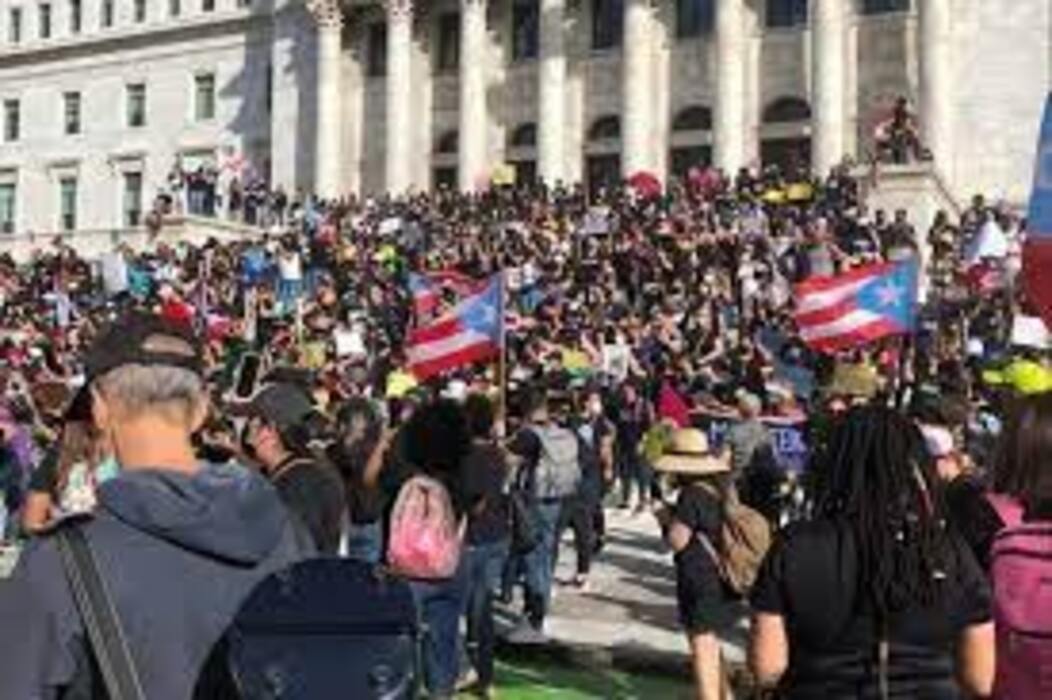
xmin=0 ymin=462 xmax=312 ymax=700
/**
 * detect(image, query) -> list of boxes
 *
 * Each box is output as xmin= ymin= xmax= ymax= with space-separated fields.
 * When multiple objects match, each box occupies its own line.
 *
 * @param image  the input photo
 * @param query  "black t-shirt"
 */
xmin=750 ymin=519 xmax=992 ymax=699
xmin=460 ymin=441 xmax=511 ymax=546
xmin=671 ymin=482 xmax=727 ymax=633
xmin=944 ymin=475 xmax=1003 ymax=572
xmin=272 ymin=456 xmax=347 ymax=556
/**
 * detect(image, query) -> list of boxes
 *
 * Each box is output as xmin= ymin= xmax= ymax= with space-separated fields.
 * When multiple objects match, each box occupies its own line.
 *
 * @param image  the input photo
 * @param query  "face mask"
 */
xmin=95 ymin=455 xmax=120 ymax=484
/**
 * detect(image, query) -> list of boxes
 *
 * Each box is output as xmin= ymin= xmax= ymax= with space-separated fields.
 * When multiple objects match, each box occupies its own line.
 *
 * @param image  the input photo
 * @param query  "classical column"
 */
xmin=918 ymin=0 xmax=952 ymax=171
xmin=537 ymin=0 xmax=567 ymax=184
xmin=715 ymin=0 xmax=747 ymax=174
xmin=308 ymin=0 xmax=343 ymax=199
xmin=385 ymin=0 xmax=413 ymax=194
xmin=811 ymin=0 xmax=847 ymax=175
xmin=621 ymin=0 xmax=653 ymax=177
xmin=458 ymin=0 xmax=488 ymax=192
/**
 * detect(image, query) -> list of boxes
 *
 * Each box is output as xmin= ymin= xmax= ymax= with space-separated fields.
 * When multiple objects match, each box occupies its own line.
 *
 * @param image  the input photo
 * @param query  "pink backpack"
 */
xmin=387 ymin=475 xmax=465 ymax=580
xmin=987 ymin=494 xmax=1052 ymax=699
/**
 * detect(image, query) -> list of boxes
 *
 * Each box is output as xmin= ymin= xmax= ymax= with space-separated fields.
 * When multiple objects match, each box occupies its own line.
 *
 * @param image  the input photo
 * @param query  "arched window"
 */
xmin=435 ymin=130 xmax=459 ymax=154
xmin=508 ymin=123 xmax=537 ymax=149
xmin=588 ymin=115 xmax=621 ymax=142
xmin=672 ymin=105 xmax=712 ymax=132
xmin=763 ymin=97 xmax=812 ymax=124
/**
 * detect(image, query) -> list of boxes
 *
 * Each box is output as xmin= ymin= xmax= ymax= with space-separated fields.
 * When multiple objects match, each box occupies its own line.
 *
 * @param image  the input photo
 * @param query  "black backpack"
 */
xmin=194 ymin=559 xmax=421 ymax=700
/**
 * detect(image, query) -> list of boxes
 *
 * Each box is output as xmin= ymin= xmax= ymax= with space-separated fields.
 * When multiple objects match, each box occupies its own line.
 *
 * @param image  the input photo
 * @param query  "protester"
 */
xmin=656 ymin=428 xmax=736 ymax=700
xmin=243 ymin=382 xmax=346 ymax=555
xmin=749 ymin=406 xmax=994 ymax=698
xmin=0 ymin=312 xmax=312 ymax=698
xmin=506 ymin=390 xmax=580 ymax=642
xmin=459 ymin=393 xmax=511 ymax=698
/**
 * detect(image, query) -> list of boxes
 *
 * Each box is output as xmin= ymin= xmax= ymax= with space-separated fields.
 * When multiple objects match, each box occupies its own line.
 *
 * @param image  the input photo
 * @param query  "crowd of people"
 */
xmin=0 ymin=162 xmax=1043 ymax=699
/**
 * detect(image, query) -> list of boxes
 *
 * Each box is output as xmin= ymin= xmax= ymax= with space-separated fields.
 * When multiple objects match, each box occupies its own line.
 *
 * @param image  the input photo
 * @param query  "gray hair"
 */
xmin=94 ymin=364 xmax=205 ymax=424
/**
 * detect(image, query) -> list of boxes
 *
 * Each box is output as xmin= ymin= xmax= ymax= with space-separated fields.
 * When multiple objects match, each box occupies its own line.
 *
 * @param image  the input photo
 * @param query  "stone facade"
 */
xmin=0 ymin=0 xmax=1049 ymax=238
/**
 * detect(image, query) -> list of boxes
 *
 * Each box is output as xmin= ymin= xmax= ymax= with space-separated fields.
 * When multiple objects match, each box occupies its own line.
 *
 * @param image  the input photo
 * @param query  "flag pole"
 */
xmin=497 ymin=269 xmax=508 ymax=438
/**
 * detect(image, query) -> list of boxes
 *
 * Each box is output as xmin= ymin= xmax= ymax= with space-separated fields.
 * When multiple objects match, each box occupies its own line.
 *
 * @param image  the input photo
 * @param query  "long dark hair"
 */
xmin=995 ymin=392 xmax=1052 ymax=517
xmin=811 ymin=406 xmax=948 ymax=617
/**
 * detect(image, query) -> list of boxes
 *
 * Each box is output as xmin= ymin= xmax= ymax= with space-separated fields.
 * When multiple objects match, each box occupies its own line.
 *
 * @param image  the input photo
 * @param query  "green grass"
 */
xmin=456 ymin=659 xmax=692 ymax=700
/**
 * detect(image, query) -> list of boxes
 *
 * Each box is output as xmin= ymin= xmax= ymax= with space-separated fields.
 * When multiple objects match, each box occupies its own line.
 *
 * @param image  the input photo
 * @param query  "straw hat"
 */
xmin=654 ymin=428 xmax=730 ymax=476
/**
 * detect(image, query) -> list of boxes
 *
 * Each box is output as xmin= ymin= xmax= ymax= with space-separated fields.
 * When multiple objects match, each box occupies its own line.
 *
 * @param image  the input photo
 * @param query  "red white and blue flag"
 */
xmin=407 ymin=273 xmax=504 ymax=381
xmin=409 ymin=273 xmax=441 ymax=317
xmin=408 ymin=270 xmax=484 ymax=318
xmin=1023 ymin=94 xmax=1052 ymax=326
xmin=793 ymin=260 xmax=919 ymax=353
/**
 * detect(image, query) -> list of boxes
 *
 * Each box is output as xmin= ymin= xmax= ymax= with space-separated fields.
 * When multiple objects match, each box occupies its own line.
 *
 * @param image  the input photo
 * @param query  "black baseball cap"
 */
xmin=247 ymin=383 xmax=315 ymax=432
xmin=85 ymin=311 xmax=204 ymax=382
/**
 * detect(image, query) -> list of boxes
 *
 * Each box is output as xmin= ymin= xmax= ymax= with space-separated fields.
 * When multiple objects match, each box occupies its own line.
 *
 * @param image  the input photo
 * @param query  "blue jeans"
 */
xmin=463 ymin=539 xmax=509 ymax=688
xmin=522 ymin=500 xmax=562 ymax=628
xmin=342 ymin=521 xmax=382 ymax=564
xmin=409 ymin=563 xmax=468 ymax=697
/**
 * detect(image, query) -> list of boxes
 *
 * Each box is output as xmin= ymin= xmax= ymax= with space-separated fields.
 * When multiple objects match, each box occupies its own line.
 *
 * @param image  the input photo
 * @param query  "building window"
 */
xmin=59 ymin=177 xmax=77 ymax=231
xmin=367 ymin=22 xmax=387 ymax=77
xmin=69 ymin=0 xmax=81 ymax=33
xmin=676 ymin=0 xmax=714 ymax=38
xmin=236 ymin=0 xmax=250 ymax=7
xmin=101 ymin=0 xmax=113 ymax=26
xmin=3 ymin=100 xmax=19 ymax=142
xmin=63 ymin=92 xmax=81 ymax=135
xmin=39 ymin=3 xmax=51 ymax=38
xmin=123 ymin=172 xmax=143 ymax=227
xmin=435 ymin=130 xmax=459 ymax=154
xmin=672 ymin=105 xmax=712 ymax=132
xmin=766 ymin=0 xmax=807 ymax=28
xmin=861 ymin=0 xmax=910 ymax=14
xmin=763 ymin=96 xmax=812 ymax=124
xmin=0 ymin=184 xmax=14 ymax=233
xmin=134 ymin=0 xmax=145 ymax=22
xmin=511 ymin=0 xmax=539 ymax=61
xmin=592 ymin=0 xmax=622 ymax=50
xmin=437 ymin=12 xmax=459 ymax=73
xmin=202 ymin=0 xmax=215 ymax=12
xmin=169 ymin=0 xmax=180 ymax=16
xmin=588 ymin=115 xmax=621 ymax=142
xmin=9 ymin=8 xmax=22 ymax=43
xmin=508 ymin=122 xmax=537 ymax=149
xmin=126 ymin=83 xmax=146 ymax=127
xmin=194 ymin=73 xmax=216 ymax=121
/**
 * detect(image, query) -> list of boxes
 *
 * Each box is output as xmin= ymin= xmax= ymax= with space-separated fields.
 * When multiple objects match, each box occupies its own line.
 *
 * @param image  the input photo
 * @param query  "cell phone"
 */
xmin=234 ymin=353 xmax=262 ymax=400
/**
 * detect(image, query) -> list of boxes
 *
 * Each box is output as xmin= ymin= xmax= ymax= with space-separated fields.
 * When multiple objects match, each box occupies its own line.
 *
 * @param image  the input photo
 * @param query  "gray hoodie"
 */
xmin=0 ymin=462 xmax=312 ymax=700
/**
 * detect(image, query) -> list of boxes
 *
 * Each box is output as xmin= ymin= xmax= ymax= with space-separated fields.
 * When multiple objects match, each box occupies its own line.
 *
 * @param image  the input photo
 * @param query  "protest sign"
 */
xmin=691 ymin=410 xmax=809 ymax=474
xmin=1011 ymin=315 xmax=1052 ymax=349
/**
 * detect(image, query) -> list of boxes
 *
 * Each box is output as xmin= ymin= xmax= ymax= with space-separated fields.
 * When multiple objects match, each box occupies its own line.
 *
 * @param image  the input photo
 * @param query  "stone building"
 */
xmin=0 ymin=0 xmax=1050 ymax=237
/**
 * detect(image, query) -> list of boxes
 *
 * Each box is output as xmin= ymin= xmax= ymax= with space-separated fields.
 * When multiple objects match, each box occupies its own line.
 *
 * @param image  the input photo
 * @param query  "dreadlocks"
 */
xmin=811 ymin=405 xmax=948 ymax=618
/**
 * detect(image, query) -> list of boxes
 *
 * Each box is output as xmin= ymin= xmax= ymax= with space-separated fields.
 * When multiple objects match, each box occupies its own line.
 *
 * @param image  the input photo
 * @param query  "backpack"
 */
xmin=529 ymin=425 xmax=581 ymax=501
xmin=196 ymin=559 xmax=421 ymax=700
xmin=386 ymin=475 xmax=465 ymax=580
xmin=696 ymin=484 xmax=772 ymax=597
xmin=986 ymin=494 xmax=1052 ymax=700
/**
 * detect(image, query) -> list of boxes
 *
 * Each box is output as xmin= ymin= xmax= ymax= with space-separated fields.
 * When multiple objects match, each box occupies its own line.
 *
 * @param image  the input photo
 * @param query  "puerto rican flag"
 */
xmin=408 ymin=270 xmax=484 ymax=318
xmin=409 ymin=273 xmax=441 ymax=317
xmin=407 ymin=273 xmax=504 ymax=381
xmin=1023 ymin=94 xmax=1052 ymax=327
xmin=794 ymin=260 xmax=919 ymax=353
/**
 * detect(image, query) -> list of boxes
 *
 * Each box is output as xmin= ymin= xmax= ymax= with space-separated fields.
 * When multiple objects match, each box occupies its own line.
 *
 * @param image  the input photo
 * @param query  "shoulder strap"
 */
xmin=57 ymin=526 xmax=147 ymax=700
